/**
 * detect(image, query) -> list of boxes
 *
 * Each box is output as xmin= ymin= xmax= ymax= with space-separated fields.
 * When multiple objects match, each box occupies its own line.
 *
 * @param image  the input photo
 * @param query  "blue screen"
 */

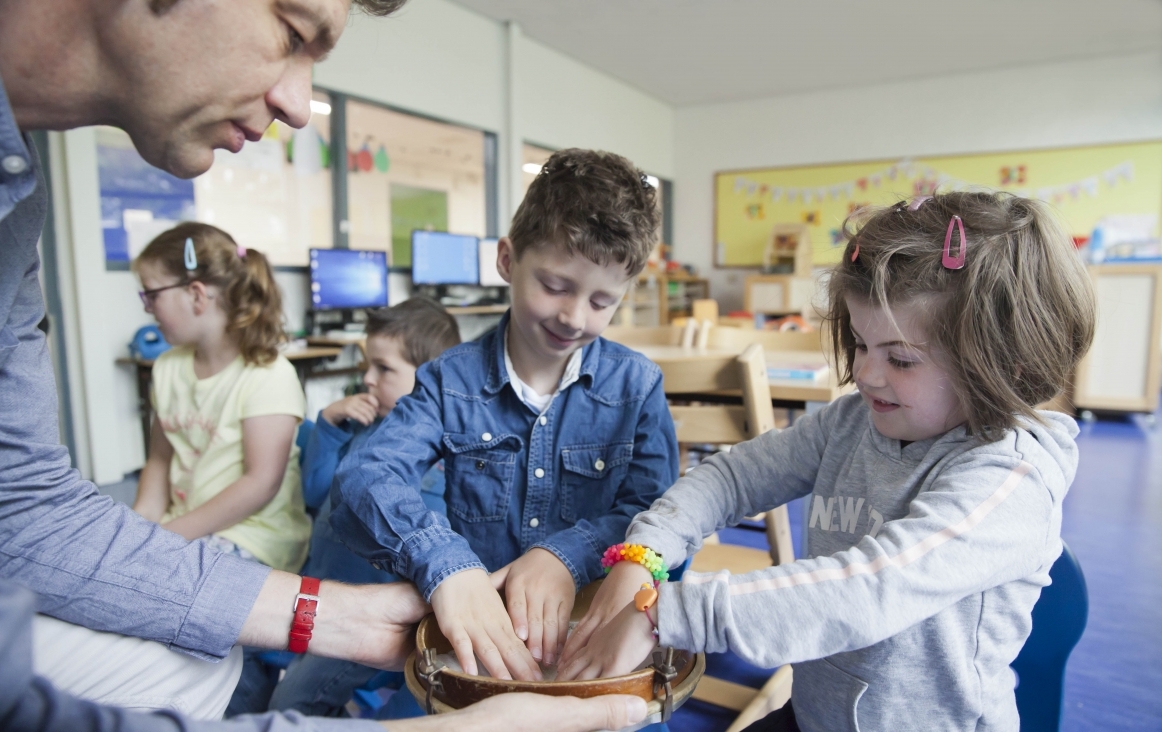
xmin=309 ymin=249 xmax=389 ymax=310
xmin=411 ymin=231 xmax=479 ymax=285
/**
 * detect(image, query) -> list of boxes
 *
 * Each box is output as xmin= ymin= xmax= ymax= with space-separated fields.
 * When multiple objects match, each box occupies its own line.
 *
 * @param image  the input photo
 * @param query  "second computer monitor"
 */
xmin=478 ymin=238 xmax=508 ymax=287
xmin=411 ymin=231 xmax=479 ymax=285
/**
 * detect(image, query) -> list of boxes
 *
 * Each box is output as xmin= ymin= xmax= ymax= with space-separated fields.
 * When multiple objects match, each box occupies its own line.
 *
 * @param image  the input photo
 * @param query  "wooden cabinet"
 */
xmin=744 ymin=274 xmax=818 ymax=316
xmin=1073 ymin=264 xmax=1162 ymax=414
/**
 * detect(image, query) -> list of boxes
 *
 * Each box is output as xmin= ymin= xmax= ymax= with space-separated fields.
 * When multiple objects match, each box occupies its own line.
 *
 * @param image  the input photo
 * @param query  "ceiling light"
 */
xmin=310 ymin=100 xmax=332 ymax=116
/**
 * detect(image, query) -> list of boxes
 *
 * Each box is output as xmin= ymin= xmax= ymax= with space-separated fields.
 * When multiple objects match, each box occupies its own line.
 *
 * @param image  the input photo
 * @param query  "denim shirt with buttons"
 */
xmin=330 ymin=313 xmax=679 ymax=600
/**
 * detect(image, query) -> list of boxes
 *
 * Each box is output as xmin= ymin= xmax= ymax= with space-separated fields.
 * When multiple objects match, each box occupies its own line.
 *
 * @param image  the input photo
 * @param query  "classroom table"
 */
xmin=116 ymin=346 xmax=343 ymax=455
xmin=627 ymin=345 xmax=853 ymax=413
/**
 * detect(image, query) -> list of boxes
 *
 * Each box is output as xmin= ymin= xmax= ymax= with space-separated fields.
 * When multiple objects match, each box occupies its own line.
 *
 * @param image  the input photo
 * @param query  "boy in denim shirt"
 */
xmin=332 ymin=148 xmax=678 ymax=681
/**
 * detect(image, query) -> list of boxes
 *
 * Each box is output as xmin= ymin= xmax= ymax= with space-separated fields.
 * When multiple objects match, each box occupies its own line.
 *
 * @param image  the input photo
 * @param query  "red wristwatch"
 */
xmin=288 ymin=576 xmax=321 ymax=654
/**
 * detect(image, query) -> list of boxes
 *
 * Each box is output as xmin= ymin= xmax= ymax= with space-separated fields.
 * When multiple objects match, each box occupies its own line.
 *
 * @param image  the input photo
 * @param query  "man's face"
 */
xmin=108 ymin=0 xmax=349 ymax=178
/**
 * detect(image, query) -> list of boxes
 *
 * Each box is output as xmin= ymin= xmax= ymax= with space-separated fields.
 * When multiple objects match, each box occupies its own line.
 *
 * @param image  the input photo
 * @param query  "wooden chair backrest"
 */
xmin=602 ymin=324 xmax=685 ymax=347
xmin=707 ymin=325 xmax=827 ymax=354
xmin=691 ymin=298 xmax=719 ymax=323
xmin=658 ymin=345 xmax=794 ymax=565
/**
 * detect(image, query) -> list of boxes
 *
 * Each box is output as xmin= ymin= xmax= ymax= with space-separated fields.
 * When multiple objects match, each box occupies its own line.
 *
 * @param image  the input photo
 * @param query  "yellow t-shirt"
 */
xmin=152 ymin=347 xmax=311 ymax=572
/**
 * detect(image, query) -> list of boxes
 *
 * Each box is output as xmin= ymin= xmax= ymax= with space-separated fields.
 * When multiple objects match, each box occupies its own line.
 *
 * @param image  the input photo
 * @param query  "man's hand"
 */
xmin=489 ymin=548 xmax=575 ymax=666
xmin=430 ymin=568 xmax=542 ymax=681
xmin=238 ymin=572 xmax=428 ymax=671
xmin=556 ymin=601 xmax=657 ymax=682
xmin=382 ymin=692 xmax=649 ymax=732
xmin=320 ymin=393 xmax=380 ymax=426
xmin=559 ymin=559 xmax=652 ymax=669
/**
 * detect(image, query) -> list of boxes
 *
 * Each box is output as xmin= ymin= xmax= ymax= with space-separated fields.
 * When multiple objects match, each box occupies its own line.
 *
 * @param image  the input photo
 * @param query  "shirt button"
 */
xmin=2 ymin=155 xmax=28 ymax=175
xmin=529 ymin=518 xmax=540 ymax=528
xmin=594 ymin=459 xmax=605 ymax=471
xmin=539 ymin=416 xmax=548 ymax=426
xmin=481 ymin=432 xmax=492 ymax=442
xmin=534 ymin=468 xmax=545 ymax=478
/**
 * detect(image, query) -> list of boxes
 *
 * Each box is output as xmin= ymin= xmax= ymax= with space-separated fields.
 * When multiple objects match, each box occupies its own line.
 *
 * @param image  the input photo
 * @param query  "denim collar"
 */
xmin=0 ymin=70 xmax=37 ymax=223
xmin=482 ymin=311 xmax=602 ymax=396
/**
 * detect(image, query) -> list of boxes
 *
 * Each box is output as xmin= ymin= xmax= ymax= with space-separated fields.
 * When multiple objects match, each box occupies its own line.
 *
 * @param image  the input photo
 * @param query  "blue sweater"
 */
xmin=301 ymin=414 xmax=445 ymax=585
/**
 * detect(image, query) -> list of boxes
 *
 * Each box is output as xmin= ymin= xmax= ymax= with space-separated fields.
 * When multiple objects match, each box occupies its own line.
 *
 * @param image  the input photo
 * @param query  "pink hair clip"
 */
xmin=943 ymin=215 xmax=966 ymax=270
xmin=908 ymin=195 xmax=932 ymax=211
xmin=850 ymin=242 xmax=860 ymax=263
xmin=236 ymin=245 xmax=247 ymax=259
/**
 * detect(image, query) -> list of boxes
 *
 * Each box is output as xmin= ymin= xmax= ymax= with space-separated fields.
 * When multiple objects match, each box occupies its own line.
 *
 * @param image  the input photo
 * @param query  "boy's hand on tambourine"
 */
xmin=430 ymin=568 xmax=542 ymax=681
xmin=491 ymin=548 xmax=576 ymax=666
xmin=558 ymin=559 xmax=652 ymax=669
xmin=556 ymin=600 xmax=656 ymax=681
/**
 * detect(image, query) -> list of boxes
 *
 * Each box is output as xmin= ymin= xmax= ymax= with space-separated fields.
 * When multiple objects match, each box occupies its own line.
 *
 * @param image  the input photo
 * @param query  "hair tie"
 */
xmin=908 ymin=195 xmax=932 ymax=211
xmin=183 ymin=237 xmax=197 ymax=271
xmin=943 ymin=215 xmax=966 ymax=270
xmin=236 ymin=245 xmax=247 ymax=259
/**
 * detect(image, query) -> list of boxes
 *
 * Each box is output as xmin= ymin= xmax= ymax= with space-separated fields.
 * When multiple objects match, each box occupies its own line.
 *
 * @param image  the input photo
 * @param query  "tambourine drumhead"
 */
xmin=404 ymin=581 xmax=704 ymax=715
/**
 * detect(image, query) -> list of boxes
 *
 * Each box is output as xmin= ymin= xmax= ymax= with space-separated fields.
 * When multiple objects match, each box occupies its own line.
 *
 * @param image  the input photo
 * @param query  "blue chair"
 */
xmin=1011 ymin=542 xmax=1088 ymax=732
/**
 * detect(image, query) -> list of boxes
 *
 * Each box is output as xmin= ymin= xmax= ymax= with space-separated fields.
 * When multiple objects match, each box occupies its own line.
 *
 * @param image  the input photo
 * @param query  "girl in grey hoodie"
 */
xmin=559 ymin=192 xmax=1097 ymax=732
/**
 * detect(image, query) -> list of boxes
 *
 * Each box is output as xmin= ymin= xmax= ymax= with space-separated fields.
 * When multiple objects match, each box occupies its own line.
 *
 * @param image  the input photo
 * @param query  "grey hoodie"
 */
xmin=628 ymin=393 xmax=1078 ymax=732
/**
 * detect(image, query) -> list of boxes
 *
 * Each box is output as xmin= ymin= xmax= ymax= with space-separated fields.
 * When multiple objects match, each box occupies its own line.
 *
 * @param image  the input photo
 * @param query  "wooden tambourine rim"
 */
xmin=403 ymin=581 xmax=704 ymax=713
xmin=404 ymin=643 xmax=705 ymax=716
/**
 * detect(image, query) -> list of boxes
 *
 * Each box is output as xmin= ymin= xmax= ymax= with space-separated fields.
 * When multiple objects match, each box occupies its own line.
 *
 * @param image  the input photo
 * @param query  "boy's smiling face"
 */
xmin=497 ymin=237 xmax=633 ymax=390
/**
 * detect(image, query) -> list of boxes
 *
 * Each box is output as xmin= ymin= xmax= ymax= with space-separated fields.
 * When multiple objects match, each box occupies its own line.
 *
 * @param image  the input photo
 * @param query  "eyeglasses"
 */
xmin=138 ymin=281 xmax=188 ymax=307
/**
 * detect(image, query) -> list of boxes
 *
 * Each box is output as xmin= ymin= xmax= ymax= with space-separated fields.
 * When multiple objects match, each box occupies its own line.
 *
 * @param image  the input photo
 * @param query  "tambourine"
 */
xmin=404 ymin=581 xmax=705 ymax=728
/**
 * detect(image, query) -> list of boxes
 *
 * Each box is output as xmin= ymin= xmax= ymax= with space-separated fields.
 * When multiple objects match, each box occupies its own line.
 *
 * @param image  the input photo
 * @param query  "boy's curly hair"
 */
xmin=509 ymin=148 xmax=660 ymax=276
xmin=827 ymin=191 xmax=1095 ymax=440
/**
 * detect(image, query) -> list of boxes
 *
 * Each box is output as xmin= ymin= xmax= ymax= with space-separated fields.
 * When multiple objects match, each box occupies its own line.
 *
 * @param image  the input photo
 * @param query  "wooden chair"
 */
xmin=656 ymin=344 xmax=796 ymax=725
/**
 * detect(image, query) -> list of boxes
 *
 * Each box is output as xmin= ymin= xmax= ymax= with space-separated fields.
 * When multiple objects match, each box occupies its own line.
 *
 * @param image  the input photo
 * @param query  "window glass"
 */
xmin=346 ymin=100 xmax=486 ymax=268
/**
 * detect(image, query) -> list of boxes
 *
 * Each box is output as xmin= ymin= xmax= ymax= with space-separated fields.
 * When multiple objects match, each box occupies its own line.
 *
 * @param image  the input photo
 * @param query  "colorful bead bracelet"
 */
xmin=601 ymin=543 xmax=669 ymax=582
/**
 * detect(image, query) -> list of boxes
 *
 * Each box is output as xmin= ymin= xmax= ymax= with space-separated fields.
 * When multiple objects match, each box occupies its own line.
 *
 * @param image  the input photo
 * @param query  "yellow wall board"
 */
xmin=714 ymin=140 xmax=1162 ymax=267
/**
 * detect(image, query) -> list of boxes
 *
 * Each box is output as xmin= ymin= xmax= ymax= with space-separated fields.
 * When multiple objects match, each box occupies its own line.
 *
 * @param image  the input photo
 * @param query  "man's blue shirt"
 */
xmin=330 ymin=313 xmax=679 ymax=600
xmin=0 ymin=72 xmax=268 ymax=662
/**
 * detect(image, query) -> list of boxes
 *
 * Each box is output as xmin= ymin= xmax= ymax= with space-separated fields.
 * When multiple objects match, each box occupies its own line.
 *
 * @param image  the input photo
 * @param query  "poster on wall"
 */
xmin=714 ymin=140 xmax=1162 ymax=268
xmin=97 ymin=127 xmax=195 ymax=266
xmin=390 ymin=184 xmax=448 ymax=268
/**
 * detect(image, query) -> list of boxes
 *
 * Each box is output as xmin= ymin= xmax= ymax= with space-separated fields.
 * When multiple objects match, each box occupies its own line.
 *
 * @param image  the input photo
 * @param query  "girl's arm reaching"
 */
xmin=162 ymin=414 xmax=297 ymax=541
xmin=133 ymin=417 xmax=173 ymax=522
xmin=559 ymin=404 xmax=831 ymax=674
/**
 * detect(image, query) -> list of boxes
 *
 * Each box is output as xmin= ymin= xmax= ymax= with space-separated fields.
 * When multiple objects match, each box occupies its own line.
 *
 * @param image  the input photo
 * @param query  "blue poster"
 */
xmin=97 ymin=130 xmax=195 ymax=263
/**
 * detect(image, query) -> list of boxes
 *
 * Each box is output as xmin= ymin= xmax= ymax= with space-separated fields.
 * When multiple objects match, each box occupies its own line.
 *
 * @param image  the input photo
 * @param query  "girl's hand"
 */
xmin=559 ymin=559 xmax=652 ymax=669
xmin=383 ymin=692 xmax=648 ymax=732
xmin=556 ymin=600 xmax=657 ymax=681
xmin=429 ymin=568 xmax=542 ymax=681
xmin=320 ymin=393 xmax=380 ymax=426
xmin=489 ymin=548 xmax=575 ymax=666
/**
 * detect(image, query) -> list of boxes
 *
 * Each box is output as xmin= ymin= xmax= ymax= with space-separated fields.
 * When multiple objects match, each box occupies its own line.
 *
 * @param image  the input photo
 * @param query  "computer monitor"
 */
xmin=478 ymin=238 xmax=508 ymax=287
xmin=309 ymin=248 xmax=389 ymax=310
xmin=411 ymin=231 xmax=479 ymax=285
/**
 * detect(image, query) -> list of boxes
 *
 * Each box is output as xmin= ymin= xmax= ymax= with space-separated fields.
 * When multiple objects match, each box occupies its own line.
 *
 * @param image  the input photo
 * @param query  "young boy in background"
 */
xmin=331 ymin=148 xmax=679 ymax=681
xmin=246 ymin=297 xmax=460 ymax=716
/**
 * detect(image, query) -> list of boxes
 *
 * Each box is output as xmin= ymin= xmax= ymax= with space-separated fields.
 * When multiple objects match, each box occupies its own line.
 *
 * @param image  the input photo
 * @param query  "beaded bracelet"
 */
xmin=601 ymin=543 xmax=669 ymax=583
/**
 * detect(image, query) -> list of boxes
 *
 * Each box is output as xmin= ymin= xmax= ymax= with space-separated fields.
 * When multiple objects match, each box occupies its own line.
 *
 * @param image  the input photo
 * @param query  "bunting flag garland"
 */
xmin=731 ymin=159 xmax=1135 ymax=208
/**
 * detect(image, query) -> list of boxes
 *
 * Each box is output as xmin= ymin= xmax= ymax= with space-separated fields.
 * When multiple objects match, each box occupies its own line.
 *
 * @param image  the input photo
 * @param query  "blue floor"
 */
xmin=667 ymin=416 xmax=1162 ymax=731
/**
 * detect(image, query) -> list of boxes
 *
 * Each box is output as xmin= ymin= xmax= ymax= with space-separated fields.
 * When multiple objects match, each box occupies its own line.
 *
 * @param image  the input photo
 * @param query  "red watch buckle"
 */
xmin=288 ymin=576 xmax=320 ymax=654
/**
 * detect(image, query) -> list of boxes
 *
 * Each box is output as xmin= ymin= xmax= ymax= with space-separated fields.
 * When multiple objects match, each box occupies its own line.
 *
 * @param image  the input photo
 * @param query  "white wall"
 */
xmin=673 ymin=51 xmax=1162 ymax=310
xmin=55 ymin=0 xmax=676 ymax=482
